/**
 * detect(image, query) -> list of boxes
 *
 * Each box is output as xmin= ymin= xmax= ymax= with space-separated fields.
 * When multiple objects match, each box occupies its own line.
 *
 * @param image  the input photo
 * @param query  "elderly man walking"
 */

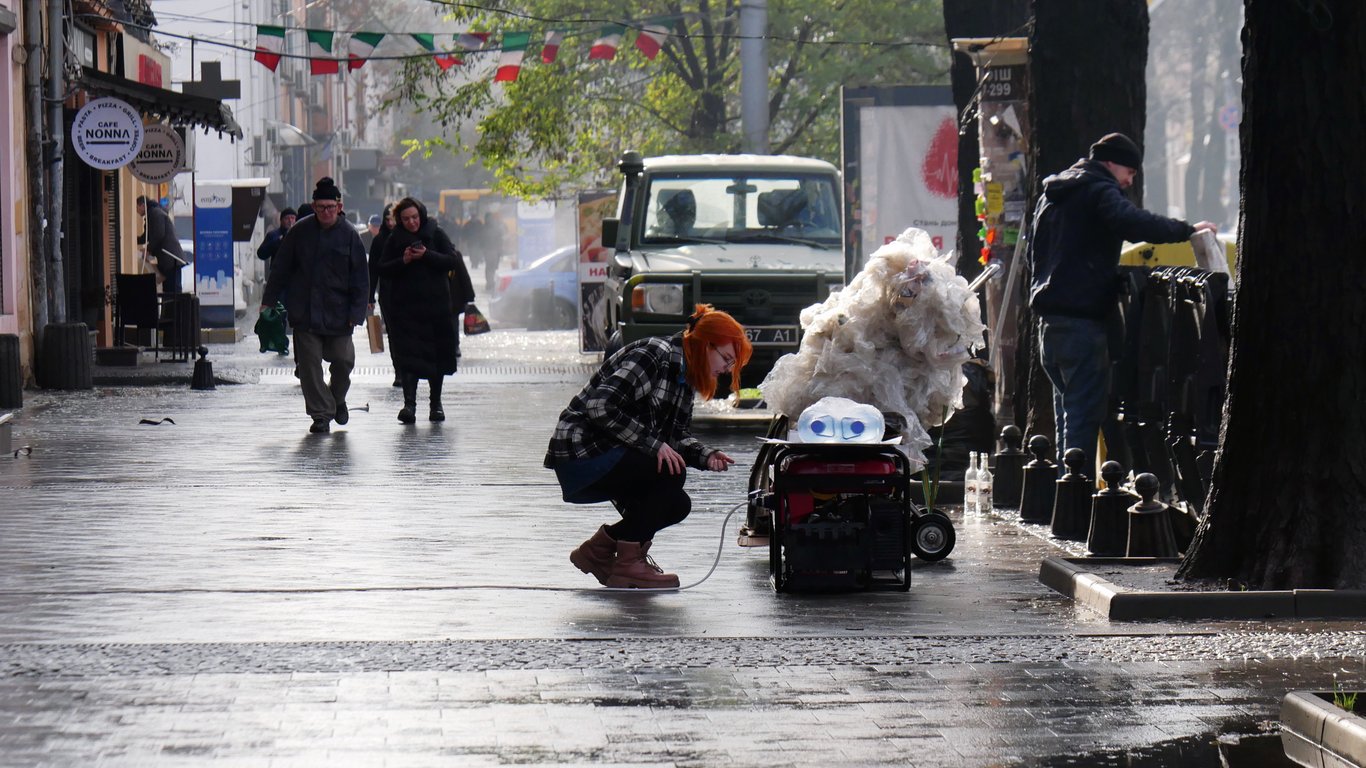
xmin=261 ymin=177 xmax=370 ymax=434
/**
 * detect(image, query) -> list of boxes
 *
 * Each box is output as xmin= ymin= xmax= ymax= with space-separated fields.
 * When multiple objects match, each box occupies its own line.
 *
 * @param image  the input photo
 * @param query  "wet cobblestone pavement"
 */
xmin=2 ymin=328 xmax=1364 ymax=766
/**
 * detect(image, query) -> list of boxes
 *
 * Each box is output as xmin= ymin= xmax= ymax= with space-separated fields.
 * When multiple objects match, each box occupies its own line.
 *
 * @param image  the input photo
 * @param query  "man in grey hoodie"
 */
xmin=1027 ymin=132 xmax=1218 ymax=471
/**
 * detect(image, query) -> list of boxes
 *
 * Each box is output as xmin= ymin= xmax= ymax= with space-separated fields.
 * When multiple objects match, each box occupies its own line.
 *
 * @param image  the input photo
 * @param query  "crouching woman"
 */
xmin=545 ymin=305 xmax=752 ymax=588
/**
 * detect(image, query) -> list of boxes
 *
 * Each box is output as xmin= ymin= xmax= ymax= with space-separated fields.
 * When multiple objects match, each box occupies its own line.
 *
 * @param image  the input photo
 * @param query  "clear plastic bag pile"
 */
xmin=760 ymin=228 xmax=985 ymax=465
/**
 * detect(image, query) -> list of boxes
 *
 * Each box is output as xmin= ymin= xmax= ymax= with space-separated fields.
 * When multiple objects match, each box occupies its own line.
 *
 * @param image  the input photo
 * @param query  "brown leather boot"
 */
xmin=569 ymin=525 xmax=616 ymax=585
xmin=605 ymin=540 xmax=680 ymax=588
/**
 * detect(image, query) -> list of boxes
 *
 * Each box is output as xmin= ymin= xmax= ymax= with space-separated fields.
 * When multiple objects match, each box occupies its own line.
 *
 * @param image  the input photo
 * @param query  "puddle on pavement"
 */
xmin=1036 ymin=719 xmax=1296 ymax=767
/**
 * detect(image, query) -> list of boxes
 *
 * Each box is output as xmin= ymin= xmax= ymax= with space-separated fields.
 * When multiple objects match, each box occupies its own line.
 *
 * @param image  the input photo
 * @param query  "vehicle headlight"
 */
xmin=639 ymin=284 xmax=685 ymax=315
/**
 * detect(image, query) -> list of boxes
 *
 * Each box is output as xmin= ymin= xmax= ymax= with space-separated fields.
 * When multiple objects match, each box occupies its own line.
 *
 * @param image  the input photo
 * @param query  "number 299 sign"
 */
xmin=71 ymin=97 xmax=145 ymax=170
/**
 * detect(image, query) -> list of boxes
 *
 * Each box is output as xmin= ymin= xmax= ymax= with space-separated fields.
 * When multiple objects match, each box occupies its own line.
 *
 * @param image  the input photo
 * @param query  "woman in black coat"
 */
xmin=379 ymin=197 xmax=477 ymax=424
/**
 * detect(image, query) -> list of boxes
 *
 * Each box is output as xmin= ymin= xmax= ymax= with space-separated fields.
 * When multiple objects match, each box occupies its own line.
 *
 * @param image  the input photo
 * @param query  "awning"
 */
xmin=80 ymin=66 xmax=242 ymax=139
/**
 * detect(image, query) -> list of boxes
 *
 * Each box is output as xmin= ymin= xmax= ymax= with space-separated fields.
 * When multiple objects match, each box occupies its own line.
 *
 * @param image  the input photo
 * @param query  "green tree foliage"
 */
xmin=386 ymin=0 xmax=948 ymax=198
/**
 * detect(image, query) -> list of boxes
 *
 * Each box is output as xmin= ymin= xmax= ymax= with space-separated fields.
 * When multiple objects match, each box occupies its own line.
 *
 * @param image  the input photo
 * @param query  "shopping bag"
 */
xmin=255 ymin=304 xmax=289 ymax=355
xmin=366 ymin=314 xmax=385 ymax=353
xmin=463 ymin=303 xmax=491 ymax=336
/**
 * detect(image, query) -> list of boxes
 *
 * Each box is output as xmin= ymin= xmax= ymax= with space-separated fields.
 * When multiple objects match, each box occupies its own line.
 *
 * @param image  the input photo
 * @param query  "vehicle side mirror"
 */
xmin=601 ymin=218 xmax=619 ymax=250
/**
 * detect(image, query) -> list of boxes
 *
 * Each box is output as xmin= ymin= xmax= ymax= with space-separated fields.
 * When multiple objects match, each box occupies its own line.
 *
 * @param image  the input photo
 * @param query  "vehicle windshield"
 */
xmin=640 ymin=172 xmax=840 ymax=246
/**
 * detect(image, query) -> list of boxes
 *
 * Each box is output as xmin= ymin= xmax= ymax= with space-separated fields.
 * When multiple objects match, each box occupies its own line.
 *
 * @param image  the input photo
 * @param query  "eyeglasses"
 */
xmin=712 ymin=345 xmax=737 ymax=368
xmin=314 ymin=203 xmax=340 ymax=213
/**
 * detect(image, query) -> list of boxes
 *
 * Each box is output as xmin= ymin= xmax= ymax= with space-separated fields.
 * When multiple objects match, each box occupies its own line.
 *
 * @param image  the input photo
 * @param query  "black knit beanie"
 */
xmin=1088 ymin=133 xmax=1143 ymax=169
xmin=312 ymin=176 xmax=342 ymax=201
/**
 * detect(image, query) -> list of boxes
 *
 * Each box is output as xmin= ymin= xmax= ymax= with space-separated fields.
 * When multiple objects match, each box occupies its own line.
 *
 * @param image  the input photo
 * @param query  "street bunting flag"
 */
xmin=248 ymin=17 xmax=692 ymax=79
xmin=589 ymin=24 xmax=625 ymax=60
xmin=634 ymin=23 xmax=670 ymax=60
xmin=541 ymin=30 xmax=564 ymax=64
xmin=348 ymin=32 xmax=384 ymax=70
xmin=457 ymin=31 xmax=490 ymax=50
xmin=307 ymin=29 xmax=339 ymax=75
xmin=254 ymin=25 xmax=286 ymax=72
xmin=412 ymin=33 xmax=457 ymax=71
xmin=495 ymin=31 xmax=530 ymax=82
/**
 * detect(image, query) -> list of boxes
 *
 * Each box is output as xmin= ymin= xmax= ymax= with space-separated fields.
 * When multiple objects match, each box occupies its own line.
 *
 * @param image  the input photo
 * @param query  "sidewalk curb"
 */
xmin=1039 ymin=557 xmax=1366 ymax=620
xmin=1281 ymin=690 xmax=1366 ymax=768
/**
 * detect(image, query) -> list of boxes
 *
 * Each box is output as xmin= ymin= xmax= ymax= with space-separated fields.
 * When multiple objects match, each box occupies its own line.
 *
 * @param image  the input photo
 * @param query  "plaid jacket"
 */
xmin=544 ymin=333 xmax=713 ymax=469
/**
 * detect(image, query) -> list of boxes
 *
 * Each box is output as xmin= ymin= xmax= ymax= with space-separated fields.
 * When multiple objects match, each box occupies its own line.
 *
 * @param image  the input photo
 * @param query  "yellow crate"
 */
xmin=1119 ymin=236 xmax=1237 ymax=271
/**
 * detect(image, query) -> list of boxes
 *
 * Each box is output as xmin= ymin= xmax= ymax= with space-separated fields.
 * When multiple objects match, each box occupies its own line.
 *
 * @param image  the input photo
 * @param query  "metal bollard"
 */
xmin=1126 ymin=473 xmax=1178 ymax=557
xmin=993 ymin=425 xmax=1026 ymax=509
xmin=1087 ymin=461 xmax=1131 ymax=556
xmin=1050 ymin=448 xmax=1093 ymax=541
xmin=191 ymin=346 xmax=215 ymax=390
xmin=1018 ymin=435 xmax=1058 ymax=524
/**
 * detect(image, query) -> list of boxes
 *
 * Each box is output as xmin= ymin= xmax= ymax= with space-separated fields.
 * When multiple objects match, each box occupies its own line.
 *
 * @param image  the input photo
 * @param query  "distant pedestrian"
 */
xmin=480 ymin=211 xmax=505 ymax=294
xmin=361 ymin=214 xmax=380 ymax=253
xmin=295 ymin=202 xmax=314 ymax=222
xmin=256 ymin=207 xmax=296 ymax=282
xmin=368 ymin=204 xmax=402 ymax=387
xmin=261 ymin=177 xmax=369 ymax=434
xmin=379 ymin=197 xmax=476 ymax=424
xmin=136 ymin=196 xmax=186 ymax=293
xmin=1028 ymin=132 xmax=1218 ymax=471
xmin=547 ymin=305 xmax=752 ymax=588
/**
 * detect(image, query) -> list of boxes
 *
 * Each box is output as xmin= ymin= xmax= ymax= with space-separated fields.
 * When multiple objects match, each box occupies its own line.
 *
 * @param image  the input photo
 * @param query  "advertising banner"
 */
xmin=576 ymin=190 xmax=616 ymax=353
xmin=840 ymin=86 xmax=956 ymax=277
xmin=194 ymin=183 xmax=234 ymax=327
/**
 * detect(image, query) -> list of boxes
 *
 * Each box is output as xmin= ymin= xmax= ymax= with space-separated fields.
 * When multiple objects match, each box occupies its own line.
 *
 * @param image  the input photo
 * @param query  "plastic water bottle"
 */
xmin=978 ymin=457 xmax=993 ymax=514
xmin=795 ymin=396 xmax=885 ymax=444
xmin=964 ymin=452 xmax=980 ymax=515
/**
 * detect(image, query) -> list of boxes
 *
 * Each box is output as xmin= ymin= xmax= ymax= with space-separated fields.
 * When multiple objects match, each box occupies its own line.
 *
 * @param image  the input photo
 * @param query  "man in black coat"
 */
xmin=137 ymin=196 xmax=186 ymax=293
xmin=1027 ymin=132 xmax=1218 ymax=472
xmin=261 ymin=178 xmax=370 ymax=434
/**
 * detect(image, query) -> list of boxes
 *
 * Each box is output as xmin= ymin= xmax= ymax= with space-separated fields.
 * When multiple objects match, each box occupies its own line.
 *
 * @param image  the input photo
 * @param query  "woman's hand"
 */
xmin=657 ymin=443 xmax=685 ymax=475
xmin=706 ymin=451 xmax=735 ymax=472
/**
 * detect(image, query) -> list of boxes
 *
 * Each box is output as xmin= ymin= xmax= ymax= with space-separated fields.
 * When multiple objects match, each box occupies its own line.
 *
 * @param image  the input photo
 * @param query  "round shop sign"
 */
xmin=71 ymin=97 xmax=144 ymax=170
xmin=130 ymin=124 xmax=186 ymax=184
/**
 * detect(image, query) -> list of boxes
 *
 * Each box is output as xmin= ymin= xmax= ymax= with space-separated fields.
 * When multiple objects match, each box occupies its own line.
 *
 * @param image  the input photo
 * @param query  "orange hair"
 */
xmin=682 ymin=304 xmax=753 ymax=400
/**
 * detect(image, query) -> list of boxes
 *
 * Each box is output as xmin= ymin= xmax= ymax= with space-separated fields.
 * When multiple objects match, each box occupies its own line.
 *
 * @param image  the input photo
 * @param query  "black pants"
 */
xmin=400 ymin=371 xmax=444 ymax=405
xmin=582 ymin=450 xmax=691 ymax=543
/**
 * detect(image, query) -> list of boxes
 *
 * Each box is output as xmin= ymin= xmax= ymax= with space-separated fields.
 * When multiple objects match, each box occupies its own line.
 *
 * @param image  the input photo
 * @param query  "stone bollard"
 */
xmin=1050 ymin=448 xmax=1093 ymax=541
xmin=1087 ymin=461 xmax=1131 ymax=556
xmin=1126 ymin=473 xmax=1178 ymax=557
xmin=1018 ymin=435 xmax=1058 ymax=524
xmin=191 ymin=346 xmax=215 ymax=391
xmin=993 ymin=425 xmax=1026 ymax=509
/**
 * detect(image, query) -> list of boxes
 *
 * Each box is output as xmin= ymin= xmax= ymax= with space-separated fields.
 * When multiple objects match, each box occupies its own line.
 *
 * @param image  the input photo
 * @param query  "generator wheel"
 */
xmin=769 ymin=533 xmax=789 ymax=593
xmin=911 ymin=511 xmax=956 ymax=562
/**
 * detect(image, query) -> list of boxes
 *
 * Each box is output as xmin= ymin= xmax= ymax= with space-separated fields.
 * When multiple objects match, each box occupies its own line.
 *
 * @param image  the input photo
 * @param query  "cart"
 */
xmin=745 ymin=416 xmax=956 ymax=593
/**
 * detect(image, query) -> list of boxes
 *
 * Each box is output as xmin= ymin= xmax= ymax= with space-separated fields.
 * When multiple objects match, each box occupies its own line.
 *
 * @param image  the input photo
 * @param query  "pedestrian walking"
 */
xmin=361 ymin=214 xmax=381 ymax=253
xmin=1027 ymin=132 xmax=1218 ymax=472
xmin=379 ymin=197 xmax=476 ymax=424
xmin=136 ymin=196 xmax=186 ymax=293
xmin=547 ymin=304 xmax=752 ymax=588
xmin=480 ymin=211 xmax=505 ymax=294
xmin=256 ymin=207 xmax=296 ymax=282
xmin=367 ymin=204 xmax=402 ymax=387
xmin=260 ymin=177 xmax=370 ymax=434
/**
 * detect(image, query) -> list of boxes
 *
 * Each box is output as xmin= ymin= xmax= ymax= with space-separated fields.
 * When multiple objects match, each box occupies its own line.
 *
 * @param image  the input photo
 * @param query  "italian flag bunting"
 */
xmin=495 ymin=31 xmax=530 ymax=82
xmin=541 ymin=30 xmax=563 ymax=64
xmin=307 ymin=29 xmax=339 ymax=75
xmin=457 ymin=31 xmax=489 ymax=51
xmin=348 ymin=32 xmax=384 ymax=70
xmin=412 ymin=33 xmax=457 ymax=71
xmin=589 ymin=24 xmax=625 ymax=60
xmin=254 ymin=25 xmax=286 ymax=72
xmin=634 ymin=22 xmax=670 ymax=60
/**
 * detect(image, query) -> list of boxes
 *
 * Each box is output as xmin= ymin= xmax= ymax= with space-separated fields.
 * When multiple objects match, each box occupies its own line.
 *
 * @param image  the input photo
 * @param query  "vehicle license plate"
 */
xmin=744 ymin=325 xmax=800 ymax=347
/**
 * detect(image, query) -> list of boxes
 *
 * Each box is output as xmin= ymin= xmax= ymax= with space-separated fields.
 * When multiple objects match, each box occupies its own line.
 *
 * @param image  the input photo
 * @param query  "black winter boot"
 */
xmin=429 ymin=377 xmax=445 ymax=421
xmin=398 ymin=373 xmax=418 ymax=424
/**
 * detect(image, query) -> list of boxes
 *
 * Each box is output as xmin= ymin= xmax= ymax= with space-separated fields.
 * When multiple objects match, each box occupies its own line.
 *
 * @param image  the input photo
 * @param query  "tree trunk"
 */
xmin=944 ymin=0 xmax=1030 ymax=280
xmin=1021 ymin=0 xmax=1149 ymax=443
xmin=1178 ymin=0 xmax=1366 ymax=590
